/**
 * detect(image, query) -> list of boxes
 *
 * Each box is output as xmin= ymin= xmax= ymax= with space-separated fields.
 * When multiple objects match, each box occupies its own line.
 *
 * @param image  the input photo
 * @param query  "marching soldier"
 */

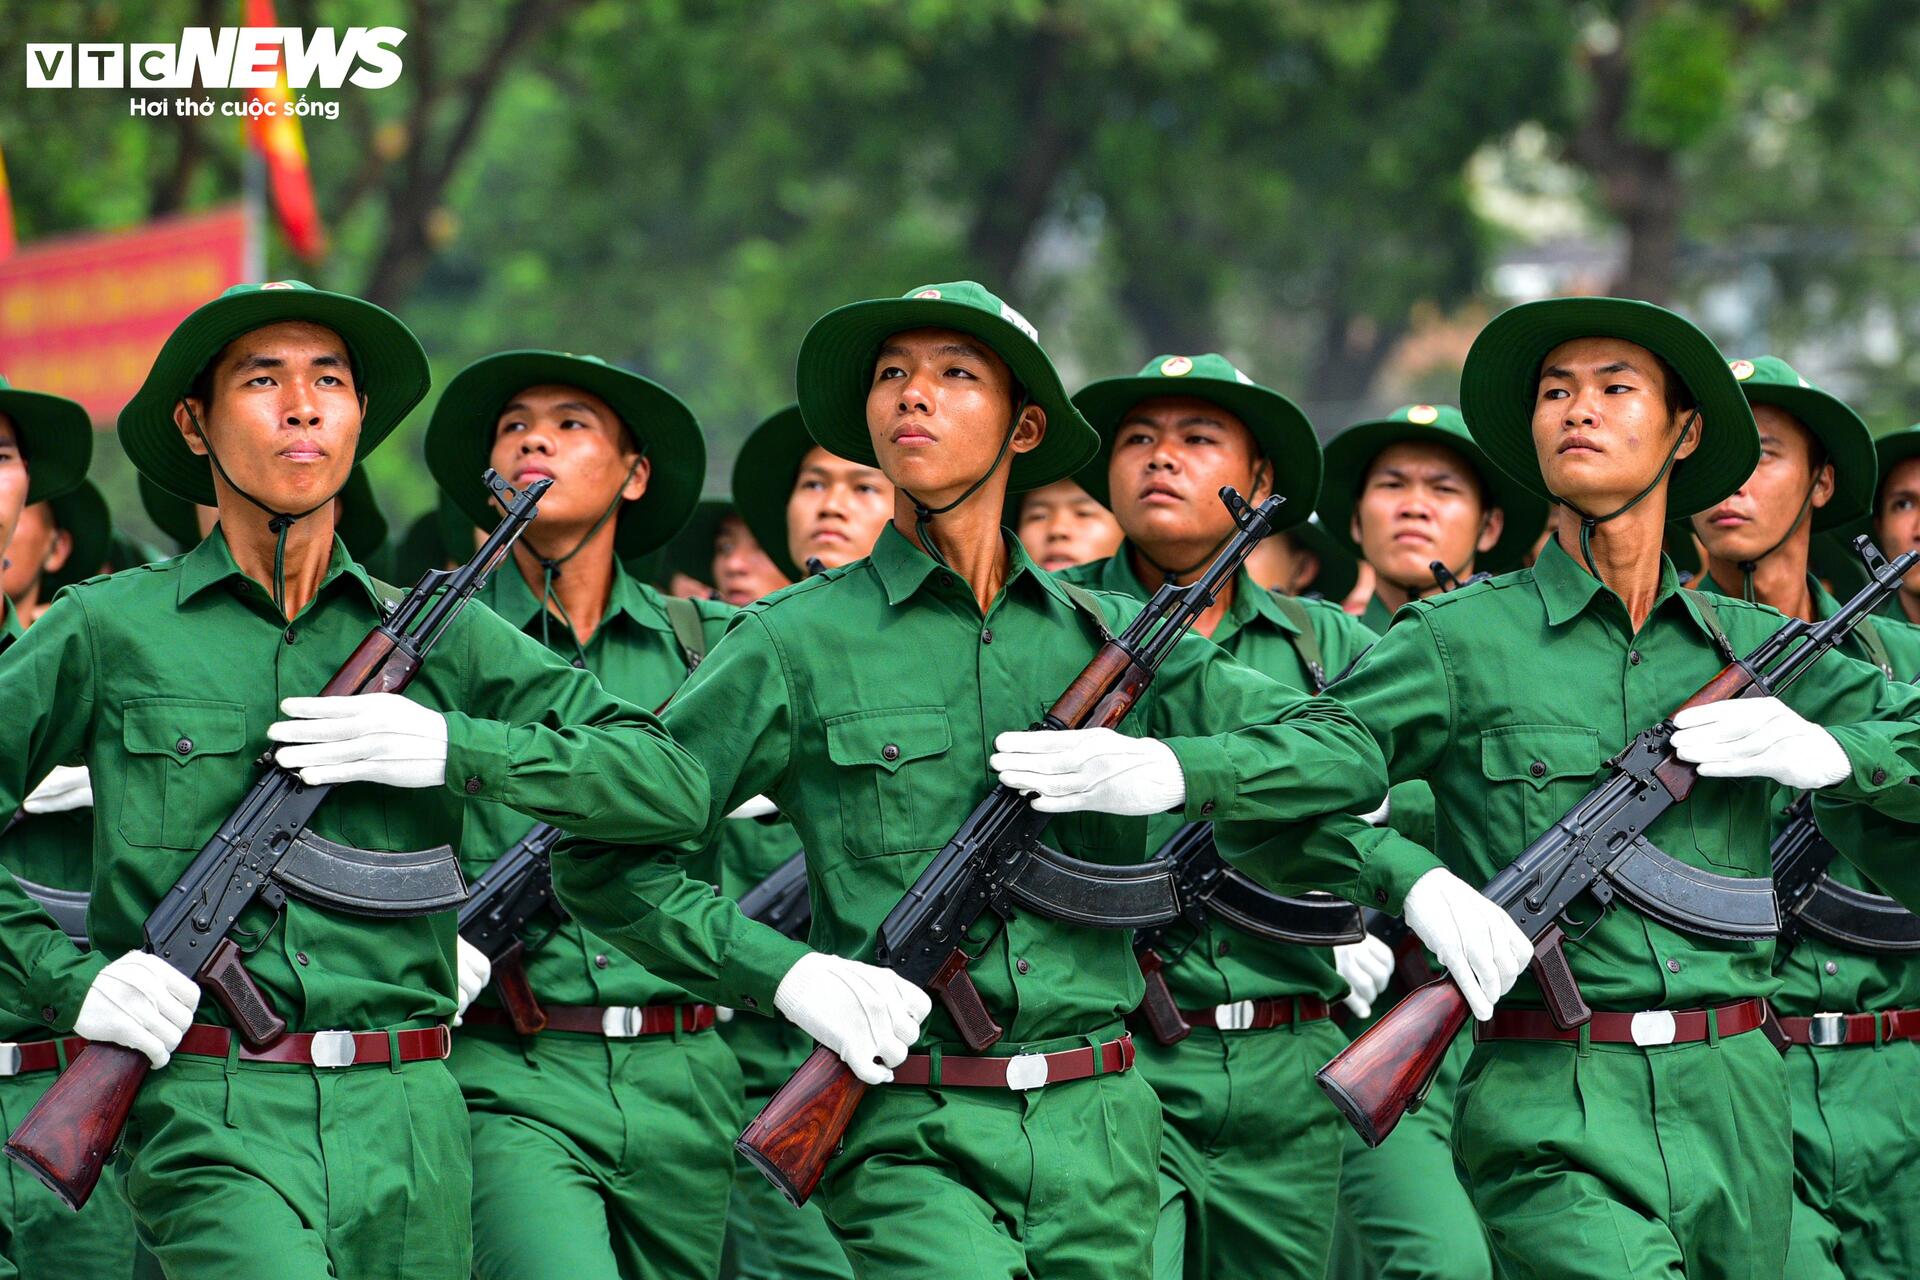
xmin=3 ymin=478 xmax=110 ymax=626
xmin=0 ymin=284 xmax=709 ymax=1279
xmin=1689 ymin=356 xmax=1920 ymax=1279
xmin=1011 ymin=475 xmax=1122 ymax=573
xmin=1060 ymin=352 xmax=1391 ymax=1280
xmin=1861 ymin=424 xmax=1920 ymax=625
xmin=733 ymin=404 xmax=895 ymax=579
xmin=1265 ymin=298 xmax=1920 ymax=1280
xmin=549 ymin=280 xmax=1386 ymax=1279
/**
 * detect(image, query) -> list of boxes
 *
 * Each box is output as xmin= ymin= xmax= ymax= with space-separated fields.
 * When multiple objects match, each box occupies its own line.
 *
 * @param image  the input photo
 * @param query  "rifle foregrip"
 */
xmin=1134 ymin=949 xmax=1191 ymax=1046
xmin=736 ymin=1045 xmax=869 ymax=1206
xmin=1046 ymin=647 xmax=1134 ymax=728
xmin=1316 ymin=977 xmax=1470 ymax=1149
xmin=927 ymin=951 xmax=1003 ymax=1051
xmin=491 ymin=946 xmax=548 ymax=1035
xmin=201 ymin=938 xmax=287 ymax=1050
xmin=1530 ymin=928 xmax=1591 ymax=1031
xmin=319 ymin=630 xmax=417 ymax=697
xmin=4 ymin=1041 xmax=150 ymax=1211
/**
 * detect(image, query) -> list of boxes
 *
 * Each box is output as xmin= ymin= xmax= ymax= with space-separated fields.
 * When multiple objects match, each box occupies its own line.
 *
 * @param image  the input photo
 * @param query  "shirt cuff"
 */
xmin=443 ymin=712 xmax=511 ymax=802
xmin=25 ymin=946 xmax=106 ymax=1034
xmin=1824 ymin=725 xmax=1920 ymax=816
xmin=723 ymin=924 xmax=813 ymax=1017
xmin=1165 ymin=736 xmax=1234 ymax=821
xmin=1355 ymin=830 xmax=1445 ymax=914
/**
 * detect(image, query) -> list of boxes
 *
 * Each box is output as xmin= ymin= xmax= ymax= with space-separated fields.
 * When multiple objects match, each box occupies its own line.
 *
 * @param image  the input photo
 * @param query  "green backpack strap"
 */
xmin=1267 ymin=591 xmax=1329 ymax=693
xmin=1852 ymin=613 xmax=1897 ymax=680
xmin=662 ymin=595 xmax=709 ymax=674
xmin=1058 ymin=581 xmax=1114 ymax=641
xmin=1681 ymin=588 xmax=1738 ymax=665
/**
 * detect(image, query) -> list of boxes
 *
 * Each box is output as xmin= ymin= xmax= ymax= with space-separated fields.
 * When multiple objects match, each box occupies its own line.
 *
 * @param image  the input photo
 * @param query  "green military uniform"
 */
xmin=425 ymin=349 xmax=748 ymax=1280
xmin=550 ymin=282 xmax=1387 ymax=1280
xmin=1266 ymin=300 xmax=1920 ymax=1280
xmin=1066 ymin=351 xmax=1371 ymax=1280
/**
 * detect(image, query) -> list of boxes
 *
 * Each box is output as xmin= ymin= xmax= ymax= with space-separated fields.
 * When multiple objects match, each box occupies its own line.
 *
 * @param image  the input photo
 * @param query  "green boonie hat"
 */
xmin=117 ymin=281 xmax=429 ymax=506
xmin=1071 ymin=353 xmax=1320 ymax=534
xmin=1460 ymin=297 xmax=1758 ymax=519
xmin=1290 ymin=513 xmax=1358 ymax=602
xmin=732 ymin=405 xmax=813 ymax=579
xmin=658 ymin=497 xmax=734 ymax=587
xmin=139 ymin=465 xmax=388 ymax=560
xmin=425 ymin=351 xmax=706 ymax=560
xmin=795 ymin=280 xmax=1098 ymax=492
xmin=1318 ymin=403 xmax=1548 ymax=573
xmin=42 ymin=479 xmax=112 ymax=593
xmin=0 ymin=375 xmax=92 ymax=504
xmin=1728 ymin=355 xmax=1875 ymax=531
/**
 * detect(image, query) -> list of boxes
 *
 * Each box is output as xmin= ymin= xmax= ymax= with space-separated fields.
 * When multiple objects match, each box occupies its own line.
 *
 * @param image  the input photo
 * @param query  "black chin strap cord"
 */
xmin=521 ymin=455 xmax=642 ymax=666
xmin=1734 ymin=474 xmax=1822 ymax=604
xmin=901 ymin=398 xmax=1027 ymax=572
xmin=1553 ymin=409 xmax=1700 ymax=579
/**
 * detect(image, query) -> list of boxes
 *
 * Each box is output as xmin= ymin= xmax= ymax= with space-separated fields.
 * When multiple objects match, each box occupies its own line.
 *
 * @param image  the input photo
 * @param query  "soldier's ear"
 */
xmin=622 ymin=455 xmax=653 ymax=503
xmin=1674 ymin=411 xmax=1704 ymax=462
xmin=1477 ymin=506 xmax=1506 ymax=556
xmin=174 ymin=399 xmax=210 ymax=457
xmin=1809 ymin=459 xmax=1836 ymax=512
xmin=1010 ymin=403 xmax=1047 ymax=456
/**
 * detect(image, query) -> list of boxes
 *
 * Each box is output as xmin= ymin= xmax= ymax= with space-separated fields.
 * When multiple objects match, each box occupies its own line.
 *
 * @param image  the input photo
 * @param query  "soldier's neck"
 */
xmin=900 ymin=498 xmax=1007 ymax=615
xmin=513 ymin=521 xmax=619 ymax=646
xmin=1900 ymin=588 xmax=1920 ymax=626
xmin=1127 ymin=542 xmax=1232 ymax=638
xmin=218 ymin=502 xmax=338 ymax=621
xmin=1554 ymin=492 xmax=1671 ymax=631
xmin=1372 ymin=576 xmax=1416 ymax=613
xmin=1703 ymin=532 xmax=1814 ymax=621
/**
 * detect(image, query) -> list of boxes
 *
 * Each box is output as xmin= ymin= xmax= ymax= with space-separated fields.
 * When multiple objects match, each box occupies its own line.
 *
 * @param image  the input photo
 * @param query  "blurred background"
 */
xmin=5 ymin=0 xmax=1920 ymax=546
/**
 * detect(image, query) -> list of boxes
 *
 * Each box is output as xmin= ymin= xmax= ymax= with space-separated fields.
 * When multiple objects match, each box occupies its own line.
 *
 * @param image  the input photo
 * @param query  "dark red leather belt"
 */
xmin=891 ymin=1034 xmax=1135 ymax=1089
xmin=1778 ymin=1008 xmax=1920 ymax=1047
xmin=1474 ymin=998 xmax=1770 ymax=1046
xmin=462 ymin=1003 xmax=716 ymax=1037
xmin=1181 ymin=996 xmax=1331 ymax=1030
xmin=0 ymin=1037 xmax=90 ymax=1076
xmin=174 ymin=1024 xmax=451 ymax=1067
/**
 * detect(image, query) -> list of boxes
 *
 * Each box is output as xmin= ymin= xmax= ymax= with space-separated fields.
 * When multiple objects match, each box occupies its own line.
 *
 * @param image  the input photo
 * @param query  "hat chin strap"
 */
xmin=1552 ymin=409 xmax=1699 ymax=580
xmin=1733 ymin=475 xmax=1821 ymax=604
xmin=901 ymin=398 xmax=1026 ymax=572
xmin=520 ymin=454 xmax=642 ymax=666
xmin=184 ymin=402 xmax=341 ymax=618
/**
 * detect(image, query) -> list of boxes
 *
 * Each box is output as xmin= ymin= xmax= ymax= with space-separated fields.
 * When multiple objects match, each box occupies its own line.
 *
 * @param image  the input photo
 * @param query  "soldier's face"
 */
xmin=1692 ymin=406 xmax=1831 ymax=566
xmin=786 ymin=446 xmax=893 ymax=570
xmin=712 ymin=513 xmax=789 ymax=605
xmin=176 ymin=322 xmax=363 ymax=520
xmin=0 ymin=502 xmax=69 ymax=600
xmin=1353 ymin=441 xmax=1500 ymax=591
xmin=1017 ymin=478 xmax=1122 ymax=573
xmin=0 ymin=415 xmax=26 ymax=564
xmin=1874 ymin=456 xmax=1920 ymax=594
xmin=866 ymin=328 xmax=1044 ymax=505
xmin=1531 ymin=337 xmax=1701 ymax=518
xmin=1109 ymin=397 xmax=1267 ymax=554
xmin=490 ymin=384 xmax=650 ymax=535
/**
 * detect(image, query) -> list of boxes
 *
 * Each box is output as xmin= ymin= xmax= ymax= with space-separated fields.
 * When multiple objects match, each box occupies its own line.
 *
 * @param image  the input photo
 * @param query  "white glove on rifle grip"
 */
xmin=1670 ymin=697 xmax=1851 ymax=790
xmin=774 ymin=952 xmax=931 ymax=1085
xmin=74 ymin=951 xmax=201 ymax=1069
xmin=990 ymin=727 xmax=1187 ymax=816
xmin=268 ymin=693 xmax=449 ymax=789
xmin=454 ymin=937 xmax=491 ymax=1026
xmin=1334 ymin=935 xmax=1396 ymax=1019
xmin=1401 ymin=868 xmax=1531 ymax=1022
xmin=23 ymin=764 xmax=93 ymax=814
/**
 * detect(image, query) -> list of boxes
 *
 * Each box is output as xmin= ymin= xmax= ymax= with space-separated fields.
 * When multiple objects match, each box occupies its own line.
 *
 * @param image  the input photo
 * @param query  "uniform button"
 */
xmin=881 ymin=744 xmax=900 ymax=762
xmin=982 ymin=628 xmax=994 ymax=645
xmin=1374 ymin=889 xmax=1389 ymax=905
xmin=594 ymin=954 xmax=609 ymax=970
xmin=1016 ymin=958 xmax=1031 ymax=975
xmin=1200 ymin=800 xmax=1216 ymax=816
xmin=1529 ymin=761 xmax=1547 ymax=778
xmin=175 ymin=737 xmax=194 ymax=755
xmin=464 ymin=776 xmax=483 ymax=794
xmin=1872 ymin=768 xmax=1888 ymax=785
xmin=284 ymin=628 xmax=297 ymax=645
xmin=572 ymin=657 xmax=586 ymax=669
xmin=296 ymin=952 xmax=310 ymax=966
xmin=742 ymin=995 xmax=759 ymax=1009
xmin=1825 ymin=961 xmax=1839 ymax=976
xmin=1629 ymin=650 xmax=1642 ymax=665
xmin=1666 ymin=958 xmax=1681 ymax=973
xmin=40 ymin=1006 xmax=55 ymax=1024
xmin=939 ymin=573 xmax=954 ymax=587
xmin=1216 ymin=940 xmax=1231 ymax=958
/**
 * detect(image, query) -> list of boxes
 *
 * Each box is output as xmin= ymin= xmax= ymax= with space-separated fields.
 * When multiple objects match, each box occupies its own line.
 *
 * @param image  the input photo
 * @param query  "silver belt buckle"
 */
xmin=1005 ymin=1053 xmax=1049 ymax=1091
xmin=601 ymin=1006 xmax=642 ymax=1038
xmin=1213 ymin=1000 xmax=1256 ymax=1031
xmin=1808 ymin=1012 xmax=1847 ymax=1048
xmin=0 ymin=1043 xmax=19 ymax=1076
xmin=1629 ymin=1010 xmax=1677 ymax=1047
xmin=309 ymin=1030 xmax=356 ymax=1068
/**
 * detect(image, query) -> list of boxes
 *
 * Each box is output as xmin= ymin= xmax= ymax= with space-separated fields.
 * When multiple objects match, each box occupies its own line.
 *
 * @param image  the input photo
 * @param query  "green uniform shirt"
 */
xmin=554 ymin=525 xmax=1385 ymax=1047
xmin=1360 ymin=594 xmax=1393 ymax=636
xmin=1274 ymin=538 xmax=1920 ymax=1013
xmin=1064 ymin=548 xmax=1378 ymax=1004
xmin=0 ymin=530 xmax=709 ymax=1036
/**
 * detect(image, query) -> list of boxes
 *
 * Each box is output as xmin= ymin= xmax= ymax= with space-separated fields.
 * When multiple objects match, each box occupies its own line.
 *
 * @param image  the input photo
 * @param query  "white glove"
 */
xmin=1670 ymin=697 xmax=1851 ymax=789
xmin=1402 ymin=868 xmax=1531 ymax=1022
xmin=453 ymin=937 xmax=491 ymax=1027
xmin=774 ymin=952 xmax=931 ymax=1085
xmin=1359 ymin=793 xmax=1391 ymax=827
xmin=726 ymin=794 xmax=779 ymax=821
xmin=1333 ymin=934 xmax=1395 ymax=1019
xmin=23 ymin=764 xmax=92 ymax=814
xmin=74 ymin=951 xmax=201 ymax=1069
xmin=268 ymin=694 xmax=449 ymax=789
xmin=989 ymin=728 xmax=1186 ymax=815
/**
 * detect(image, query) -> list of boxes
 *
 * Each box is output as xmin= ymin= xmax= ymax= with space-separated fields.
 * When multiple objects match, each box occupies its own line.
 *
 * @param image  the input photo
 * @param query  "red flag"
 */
xmin=0 ymin=143 xmax=17 ymax=262
xmin=243 ymin=0 xmax=325 ymax=261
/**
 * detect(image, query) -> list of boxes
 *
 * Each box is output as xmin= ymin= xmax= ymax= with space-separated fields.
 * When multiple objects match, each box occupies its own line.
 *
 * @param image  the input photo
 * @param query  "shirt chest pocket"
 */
xmin=824 ymin=706 xmax=952 ymax=859
xmin=1480 ymin=725 xmax=1603 ymax=848
xmin=120 ymin=699 xmax=250 ymax=849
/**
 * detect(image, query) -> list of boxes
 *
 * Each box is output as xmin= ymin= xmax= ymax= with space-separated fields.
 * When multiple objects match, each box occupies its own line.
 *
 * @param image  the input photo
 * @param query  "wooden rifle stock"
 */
xmin=735 ymin=1045 xmax=869 ymax=1206
xmin=1317 ymin=977 xmax=1469 ymax=1148
xmin=5 ymin=1043 xmax=150 ymax=1210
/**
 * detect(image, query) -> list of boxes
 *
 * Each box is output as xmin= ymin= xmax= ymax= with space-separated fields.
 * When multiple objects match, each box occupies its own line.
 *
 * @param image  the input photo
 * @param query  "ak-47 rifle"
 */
xmin=736 ymin=486 xmax=1283 ymax=1206
xmin=1317 ymin=536 xmax=1919 ymax=1148
xmin=457 ymin=823 xmax=565 ymax=1034
xmin=5 ymin=470 xmax=551 ymax=1210
xmin=738 ymin=850 xmax=810 ymax=941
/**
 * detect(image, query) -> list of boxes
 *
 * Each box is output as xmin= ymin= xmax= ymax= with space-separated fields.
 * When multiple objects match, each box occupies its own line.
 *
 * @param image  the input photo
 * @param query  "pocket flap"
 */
xmin=1480 ymin=725 xmax=1602 ymax=790
xmin=123 ymin=698 xmax=248 ymax=765
xmin=825 ymin=706 xmax=951 ymax=774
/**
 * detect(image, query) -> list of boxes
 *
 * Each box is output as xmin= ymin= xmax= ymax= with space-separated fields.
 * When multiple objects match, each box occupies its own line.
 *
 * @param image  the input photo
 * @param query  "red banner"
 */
xmin=0 ymin=206 xmax=250 ymax=424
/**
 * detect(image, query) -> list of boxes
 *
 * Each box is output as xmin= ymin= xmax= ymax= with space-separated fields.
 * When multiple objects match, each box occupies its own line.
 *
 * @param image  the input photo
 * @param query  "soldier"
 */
xmin=1060 ymin=352 xmax=1392 ymax=1280
xmin=733 ymin=404 xmax=894 ymax=579
xmin=549 ymin=280 xmax=1386 ymax=1280
xmin=1689 ymin=356 xmax=1920 ymax=1279
xmin=1011 ymin=476 xmax=1122 ymax=573
xmin=2 ymin=478 xmax=110 ymax=627
xmin=0 ymin=283 xmax=709 ymax=1280
xmin=1268 ymin=298 xmax=1920 ymax=1280
xmin=1245 ymin=513 xmax=1354 ymax=600
xmin=1861 ymin=425 xmax=1920 ymax=626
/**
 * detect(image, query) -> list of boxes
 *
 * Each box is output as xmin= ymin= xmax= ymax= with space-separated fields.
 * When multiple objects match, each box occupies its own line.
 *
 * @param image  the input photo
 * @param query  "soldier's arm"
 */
xmin=1782 ymin=641 xmax=1920 ymax=823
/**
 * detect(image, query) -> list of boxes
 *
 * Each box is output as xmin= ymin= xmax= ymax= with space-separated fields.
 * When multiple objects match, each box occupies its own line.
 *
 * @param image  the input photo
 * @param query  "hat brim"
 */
xmin=731 ymin=407 xmax=813 ymax=579
xmin=659 ymin=498 xmax=734 ymax=586
xmin=1317 ymin=419 xmax=1549 ymax=573
xmin=1741 ymin=384 xmax=1876 ymax=531
xmin=1461 ymin=298 xmax=1757 ymax=519
xmin=1071 ymin=376 xmax=1320 ymax=534
xmin=138 ymin=472 xmax=205 ymax=552
xmin=424 ymin=352 xmax=705 ymax=560
xmin=0 ymin=388 xmax=93 ymax=504
xmin=118 ymin=289 xmax=429 ymax=507
xmin=795 ymin=297 xmax=1098 ymax=492
xmin=43 ymin=480 xmax=112 ymax=592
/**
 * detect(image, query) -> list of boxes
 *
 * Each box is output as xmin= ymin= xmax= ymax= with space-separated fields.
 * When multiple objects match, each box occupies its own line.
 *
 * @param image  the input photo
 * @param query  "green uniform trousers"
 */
xmin=723 ymin=1150 xmax=855 ymax=1279
xmin=121 ymin=1051 xmax=471 ymax=1279
xmin=1326 ymin=1027 xmax=1490 ymax=1280
xmin=0 ymin=1065 xmax=137 ymax=1279
xmin=1138 ymin=1019 xmax=1344 ymax=1280
xmin=1783 ymin=1037 xmax=1920 ymax=1279
xmin=817 ymin=1043 xmax=1161 ymax=1280
xmin=1451 ymin=1030 xmax=1790 ymax=1280
xmin=455 ymin=1025 xmax=742 ymax=1280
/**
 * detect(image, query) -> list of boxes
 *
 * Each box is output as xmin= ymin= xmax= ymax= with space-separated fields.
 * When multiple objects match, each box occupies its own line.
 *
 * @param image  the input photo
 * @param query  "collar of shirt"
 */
xmin=1092 ymin=544 xmax=1295 ymax=646
xmin=867 ymin=520 xmax=1068 ymax=612
xmin=484 ymin=552 xmax=671 ymax=641
xmin=0 ymin=596 xmax=20 ymax=649
xmin=1531 ymin=533 xmax=1720 ymax=643
xmin=175 ymin=524 xmax=385 ymax=616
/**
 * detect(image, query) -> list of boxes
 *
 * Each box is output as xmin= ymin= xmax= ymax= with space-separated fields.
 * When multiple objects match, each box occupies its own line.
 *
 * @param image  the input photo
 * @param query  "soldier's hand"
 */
xmin=774 ymin=952 xmax=931 ymax=1085
xmin=1334 ymin=935 xmax=1395 ymax=1019
xmin=22 ymin=764 xmax=92 ymax=814
xmin=990 ymin=728 xmax=1186 ymax=816
xmin=726 ymin=794 xmax=779 ymax=821
xmin=1402 ymin=868 xmax=1530 ymax=1022
xmin=1671 ymin=697 xmax=1850 ymax=789
xmin=75 ymin=951 xmax=201 ymax=1069
xmin=269 ymin=693 xmax=449 ymax=789
xmin=453 ymin=937 xmax=491 ymax=1027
